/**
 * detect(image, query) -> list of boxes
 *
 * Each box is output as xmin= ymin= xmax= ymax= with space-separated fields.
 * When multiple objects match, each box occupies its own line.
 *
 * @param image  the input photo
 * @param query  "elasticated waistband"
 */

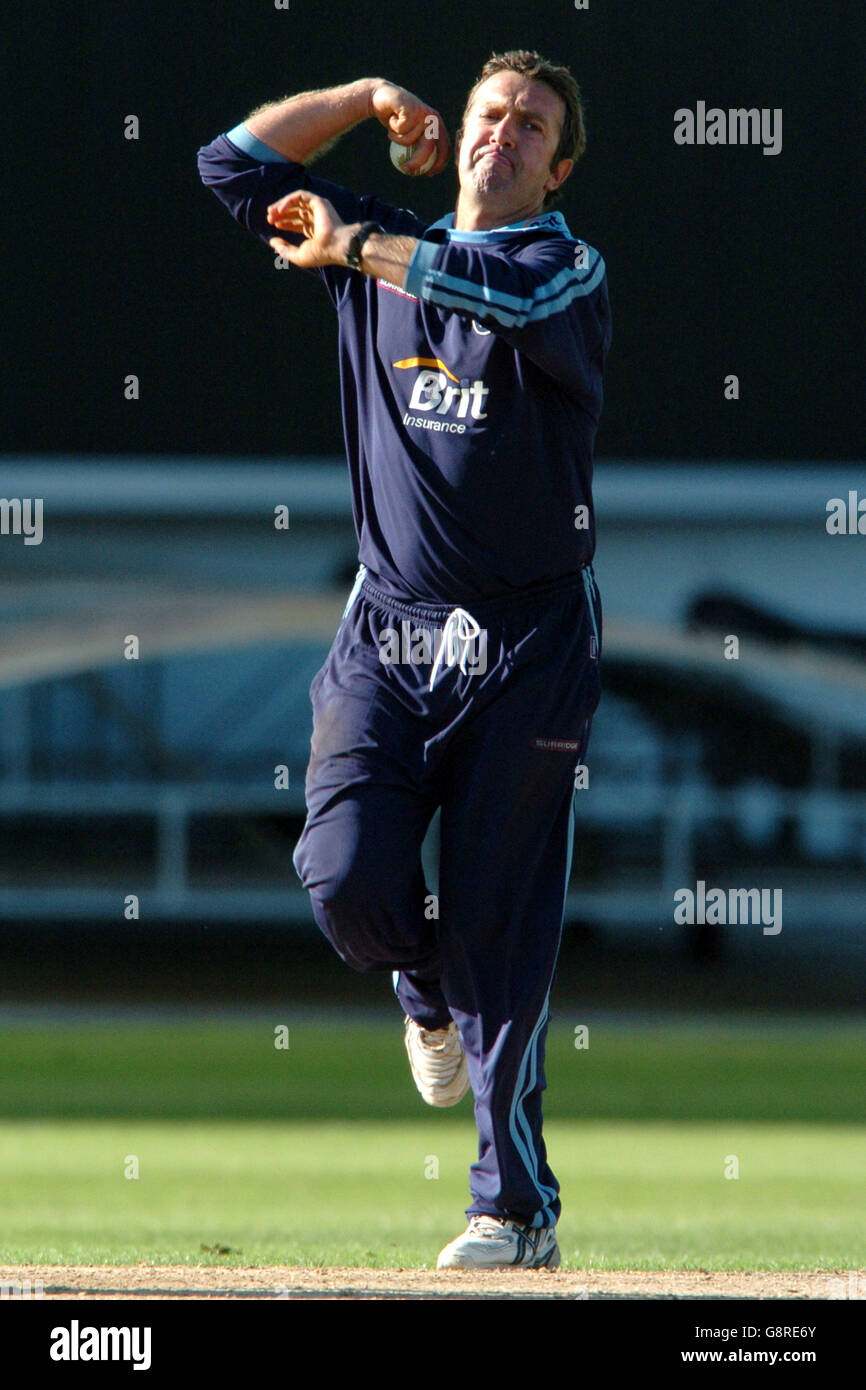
xmin=359 ymin=566 xmax=592 ymax=623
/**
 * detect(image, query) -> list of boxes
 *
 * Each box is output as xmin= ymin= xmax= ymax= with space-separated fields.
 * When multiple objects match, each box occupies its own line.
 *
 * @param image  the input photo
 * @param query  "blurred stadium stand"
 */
xmin=0 ymin=459 xmax=864 ymax=962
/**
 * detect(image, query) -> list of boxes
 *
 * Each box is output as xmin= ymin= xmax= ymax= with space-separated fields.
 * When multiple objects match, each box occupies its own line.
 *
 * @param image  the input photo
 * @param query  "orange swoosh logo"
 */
xmin=392 ymin=357 xmax=460 ymax=383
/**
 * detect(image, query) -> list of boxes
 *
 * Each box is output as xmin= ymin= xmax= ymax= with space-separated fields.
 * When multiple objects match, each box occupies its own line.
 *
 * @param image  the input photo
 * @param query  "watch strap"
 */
xmin=346 ymin=220 xmax=384 ymax=271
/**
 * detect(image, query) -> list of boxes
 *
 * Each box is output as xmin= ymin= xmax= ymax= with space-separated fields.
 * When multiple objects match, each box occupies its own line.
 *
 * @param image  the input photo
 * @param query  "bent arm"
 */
xmin=243 ymin=79 xmax=380 ymax=164
xmin=264 ymin=189 xmax=420 ymax=287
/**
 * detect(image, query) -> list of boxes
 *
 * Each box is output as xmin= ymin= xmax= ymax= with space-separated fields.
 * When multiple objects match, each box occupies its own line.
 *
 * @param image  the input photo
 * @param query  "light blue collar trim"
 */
xmin=427 ymin=210 xmax=570 ymax=241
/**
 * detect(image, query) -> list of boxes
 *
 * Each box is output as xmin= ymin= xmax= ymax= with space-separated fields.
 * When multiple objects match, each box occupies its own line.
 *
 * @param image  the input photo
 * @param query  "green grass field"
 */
xmin=1 ymin=1015 xmax=864 ymax=1270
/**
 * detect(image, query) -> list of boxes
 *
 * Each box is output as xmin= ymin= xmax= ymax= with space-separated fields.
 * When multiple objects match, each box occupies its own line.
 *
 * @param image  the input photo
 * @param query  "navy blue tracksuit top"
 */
xmin=196 ymin=124 xmax=612 ymax=605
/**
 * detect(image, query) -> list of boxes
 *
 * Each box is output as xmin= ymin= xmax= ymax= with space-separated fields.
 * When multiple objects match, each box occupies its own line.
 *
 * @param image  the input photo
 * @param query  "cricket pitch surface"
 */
xmin=3 ymin=1265 xmax=862 ymax=1301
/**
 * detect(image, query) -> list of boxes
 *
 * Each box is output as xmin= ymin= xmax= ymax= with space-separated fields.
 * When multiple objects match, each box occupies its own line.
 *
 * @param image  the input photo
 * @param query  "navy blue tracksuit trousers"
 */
xmin=293 ymin=565 xmax=602 ymax=1229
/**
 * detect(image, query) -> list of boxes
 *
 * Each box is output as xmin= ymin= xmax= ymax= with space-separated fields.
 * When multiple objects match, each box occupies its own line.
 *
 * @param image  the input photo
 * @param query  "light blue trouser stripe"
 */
xmin=507 ymin=786 xmax=578 ymax=1227
xmin=342 ymin=563 xmax=367 ymax=619
xmin=582 ymin=566 xmax=599 ymax=650
xmin=509 ymin=1015 xmax=558 ymax=1224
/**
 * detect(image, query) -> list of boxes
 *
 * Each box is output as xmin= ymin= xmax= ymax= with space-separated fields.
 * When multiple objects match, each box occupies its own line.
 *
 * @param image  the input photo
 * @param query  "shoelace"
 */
xmin=416 ymin=1026 xmax=463 ymax=1076
xmin=469 ymin=1216 xmax=517 ymax=1239
xmin=429 ymin=608 xmax=482 ymax=691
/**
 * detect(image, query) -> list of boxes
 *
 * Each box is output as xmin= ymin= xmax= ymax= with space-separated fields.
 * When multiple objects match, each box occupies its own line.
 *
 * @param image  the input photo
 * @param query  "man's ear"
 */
xmin=546 ymin=157 xmax=574 ymax=195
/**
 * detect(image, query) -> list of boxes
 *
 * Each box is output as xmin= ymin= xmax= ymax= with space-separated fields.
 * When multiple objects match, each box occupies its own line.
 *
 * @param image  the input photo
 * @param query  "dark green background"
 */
xmin=5 ymin=0 xmax=862 ymax=458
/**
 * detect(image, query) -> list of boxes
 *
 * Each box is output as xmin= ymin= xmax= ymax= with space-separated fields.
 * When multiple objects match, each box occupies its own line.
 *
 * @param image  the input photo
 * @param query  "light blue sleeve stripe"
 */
xmin=404 ymin=238 xmax=440 ymax=299
xmin=414 ymin=259 xmax=607 ymax=329
xmin=224 ymin=122 xmax=290 ymax=164
xmin=426 ymin=253 xmax=605 ymax=316
xmin=409 ymin=241 xmax=605 ymax=322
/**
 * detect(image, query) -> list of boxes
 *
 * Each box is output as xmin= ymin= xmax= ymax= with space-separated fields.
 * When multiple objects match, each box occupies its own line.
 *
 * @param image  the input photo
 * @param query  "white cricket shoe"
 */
xmin=437 ymin=1215 xmax=561 ymax=1270
xmin=403 ymin=1015 xmax=469 ymax=1107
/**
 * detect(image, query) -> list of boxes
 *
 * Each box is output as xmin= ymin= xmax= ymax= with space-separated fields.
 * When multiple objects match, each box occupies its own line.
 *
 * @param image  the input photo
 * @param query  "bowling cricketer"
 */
xmin=198 ymin=49 xmax=611 ymax=1269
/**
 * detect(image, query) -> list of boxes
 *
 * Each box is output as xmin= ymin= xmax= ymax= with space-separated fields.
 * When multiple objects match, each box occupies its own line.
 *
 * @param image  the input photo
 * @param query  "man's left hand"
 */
xmin=267 ymin=191 xmax=355 ymax=268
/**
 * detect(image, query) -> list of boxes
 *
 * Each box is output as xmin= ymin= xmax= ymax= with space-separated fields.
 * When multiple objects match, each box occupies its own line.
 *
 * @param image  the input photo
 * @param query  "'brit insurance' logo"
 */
xmin=394 ymin=356 xmax=489 ymax=435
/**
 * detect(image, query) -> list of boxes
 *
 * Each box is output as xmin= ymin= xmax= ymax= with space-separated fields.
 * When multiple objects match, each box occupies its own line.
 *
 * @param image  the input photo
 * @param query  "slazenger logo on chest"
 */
xmin=394 ymin=357 xmax=489 ymax=433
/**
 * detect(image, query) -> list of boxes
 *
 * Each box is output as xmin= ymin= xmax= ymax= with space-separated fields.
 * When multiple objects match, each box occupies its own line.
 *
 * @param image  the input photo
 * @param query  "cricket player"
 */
xmin=197 ymin=49 xmax=611 ymax=1269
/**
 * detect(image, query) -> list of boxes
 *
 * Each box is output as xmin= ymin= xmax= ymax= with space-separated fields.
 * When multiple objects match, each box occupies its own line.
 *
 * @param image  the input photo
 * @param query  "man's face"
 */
xmin=457 ymin=72 xmax=571 ymax=219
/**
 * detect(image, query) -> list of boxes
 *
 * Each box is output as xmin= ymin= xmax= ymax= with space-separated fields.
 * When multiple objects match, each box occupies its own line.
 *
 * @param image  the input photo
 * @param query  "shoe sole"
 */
xmin=437 ymin=1240 xmax=561 ymax=1271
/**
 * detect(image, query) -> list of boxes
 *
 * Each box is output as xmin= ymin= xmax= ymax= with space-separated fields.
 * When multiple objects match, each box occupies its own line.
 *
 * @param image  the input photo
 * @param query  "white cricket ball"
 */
xmin=390 ymin=139 xmax=436 ymax=175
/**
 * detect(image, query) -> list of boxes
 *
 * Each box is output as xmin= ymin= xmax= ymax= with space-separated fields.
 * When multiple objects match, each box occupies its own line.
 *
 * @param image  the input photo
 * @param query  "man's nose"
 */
xmin=489 ymin=116 xmax=517 ymax=146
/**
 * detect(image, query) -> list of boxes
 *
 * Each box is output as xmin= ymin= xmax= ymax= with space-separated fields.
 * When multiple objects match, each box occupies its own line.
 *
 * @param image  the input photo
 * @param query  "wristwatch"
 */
xmin=346 ymin=221 xmax=384 ymax=271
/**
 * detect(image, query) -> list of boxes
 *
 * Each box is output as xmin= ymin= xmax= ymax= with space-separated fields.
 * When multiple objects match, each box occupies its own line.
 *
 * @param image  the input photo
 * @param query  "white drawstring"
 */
xmin=429 ymin=608 xmax=482 ymax=690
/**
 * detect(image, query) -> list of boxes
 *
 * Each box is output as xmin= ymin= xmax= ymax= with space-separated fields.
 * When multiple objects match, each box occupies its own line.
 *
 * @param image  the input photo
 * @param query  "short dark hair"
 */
xmin=456 ymin=50 xmax=587 ymax=209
